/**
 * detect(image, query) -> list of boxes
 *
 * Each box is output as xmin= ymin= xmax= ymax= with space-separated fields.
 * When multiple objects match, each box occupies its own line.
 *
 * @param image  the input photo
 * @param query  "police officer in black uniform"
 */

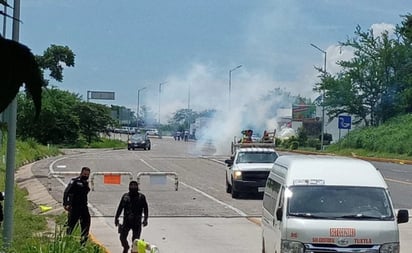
xmin=114 ymin=180 xmax=149 ymax=253
xmin=63 ymin=166 xmax=91 ymax=245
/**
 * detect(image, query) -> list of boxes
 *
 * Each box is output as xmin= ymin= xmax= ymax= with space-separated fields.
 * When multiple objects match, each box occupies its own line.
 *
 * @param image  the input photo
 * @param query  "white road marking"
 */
xmin=139 ymin=159 xmax=248 ymax=217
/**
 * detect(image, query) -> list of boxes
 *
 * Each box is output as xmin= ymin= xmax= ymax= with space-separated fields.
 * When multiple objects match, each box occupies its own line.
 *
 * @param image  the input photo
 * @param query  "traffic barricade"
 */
xmin=90 ymin=172 xmax=133 ymax=191
xmin=136 ymin=172 xmax=179 ymax=191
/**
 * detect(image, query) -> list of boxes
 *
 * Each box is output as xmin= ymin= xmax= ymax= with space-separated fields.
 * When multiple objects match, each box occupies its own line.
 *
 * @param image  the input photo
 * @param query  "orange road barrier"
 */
xmin=103 ymin=174 xmax=121 ymax=184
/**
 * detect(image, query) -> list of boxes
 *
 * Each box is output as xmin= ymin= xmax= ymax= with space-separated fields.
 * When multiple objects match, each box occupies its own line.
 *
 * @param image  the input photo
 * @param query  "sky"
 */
xmin=1 ymin=0 xmax=411 ymax=151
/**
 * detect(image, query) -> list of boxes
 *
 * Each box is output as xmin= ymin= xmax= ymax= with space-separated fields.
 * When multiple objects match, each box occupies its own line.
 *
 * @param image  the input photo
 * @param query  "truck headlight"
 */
xmin=380 ymin=243 xmax=399 ymax=253
xmin=281 ymin=240 xmax=304 ymax=253
xmin=233 ymin=171 xmax=242 ymax=180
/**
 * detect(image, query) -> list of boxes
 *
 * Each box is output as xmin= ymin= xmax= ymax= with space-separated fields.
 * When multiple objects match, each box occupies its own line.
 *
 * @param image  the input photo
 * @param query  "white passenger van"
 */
xmin=262 ymin=155 xmax=409 ymax=253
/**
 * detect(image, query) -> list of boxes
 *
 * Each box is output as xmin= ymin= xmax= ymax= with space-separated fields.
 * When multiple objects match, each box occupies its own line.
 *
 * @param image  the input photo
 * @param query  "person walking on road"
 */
xmin=63 ymin=166 xmax=91 ymax=245
xmin=115 ymin=180 xmax=149 ymax=253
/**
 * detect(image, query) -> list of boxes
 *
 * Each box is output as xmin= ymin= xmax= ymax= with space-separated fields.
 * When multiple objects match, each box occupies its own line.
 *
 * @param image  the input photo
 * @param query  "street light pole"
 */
xmin=310 ymin=43 xmax=327 ymax=151
xmin=187 ymin=83 xmax=191 ymax=132
xmin=137 ymin=87 xmax=146 ymax=127
xmin=228 ymin=65 xmax=242 ymax=111
xmin=158 ymin=81 xmax=167 ymax=125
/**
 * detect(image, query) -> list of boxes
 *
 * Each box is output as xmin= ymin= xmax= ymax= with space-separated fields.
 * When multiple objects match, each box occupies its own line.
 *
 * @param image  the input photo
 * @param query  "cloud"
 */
xmin=371 ymin=23 xmax=396 ymax=38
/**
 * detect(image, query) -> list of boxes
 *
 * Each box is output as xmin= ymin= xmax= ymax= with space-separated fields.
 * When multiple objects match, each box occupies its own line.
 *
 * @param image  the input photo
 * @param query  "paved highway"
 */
xmin=29 ymin=136 xmax=412 ymax=252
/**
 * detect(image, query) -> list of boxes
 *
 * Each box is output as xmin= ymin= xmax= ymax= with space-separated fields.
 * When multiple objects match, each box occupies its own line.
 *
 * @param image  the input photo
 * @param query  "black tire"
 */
xmin=231 ymin=179 xmax=239 ymax=198
xmin=262 ymin=238 xmax=266 ymax=253
xmin=231 ymin=188 xmax=239 ymax=198
xmin=144 ymin=147 xmax=147 ymax=150
xmin=226 ymin=176 xmax=232 ymax=193
xmin=148 ymin=145 xmax=151 ymax=150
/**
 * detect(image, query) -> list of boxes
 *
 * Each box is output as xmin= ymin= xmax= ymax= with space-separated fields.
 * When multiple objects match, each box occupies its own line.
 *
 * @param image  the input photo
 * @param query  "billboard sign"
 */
xmin=292 ymin=104 xmax=316 ymax=121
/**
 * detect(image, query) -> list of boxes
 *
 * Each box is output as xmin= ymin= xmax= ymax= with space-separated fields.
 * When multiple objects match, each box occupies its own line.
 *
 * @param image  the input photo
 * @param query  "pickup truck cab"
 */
xmin=225 ymin=147 xmax=278 ymax=198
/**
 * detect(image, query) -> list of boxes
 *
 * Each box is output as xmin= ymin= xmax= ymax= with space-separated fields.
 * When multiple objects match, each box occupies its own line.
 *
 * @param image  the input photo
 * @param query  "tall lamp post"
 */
xmin=137 ymin=87 xmax=146 ymax=127
xmin=158 ymin=81 xmax=167 ymax=125
xmin=310 ymin=43 xmax=327 ymax=151
xmin=228 ymin=65 xmax=242 ymax=111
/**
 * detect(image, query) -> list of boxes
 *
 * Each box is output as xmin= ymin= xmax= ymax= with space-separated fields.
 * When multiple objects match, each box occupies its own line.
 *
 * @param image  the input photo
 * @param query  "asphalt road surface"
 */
xmin=30 ymin=136 xmax=412 ymax=252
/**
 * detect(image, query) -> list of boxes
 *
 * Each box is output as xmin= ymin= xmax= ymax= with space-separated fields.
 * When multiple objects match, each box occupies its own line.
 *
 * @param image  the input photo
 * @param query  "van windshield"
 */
xmin=287 ymin=186 xmax=394 ymax=220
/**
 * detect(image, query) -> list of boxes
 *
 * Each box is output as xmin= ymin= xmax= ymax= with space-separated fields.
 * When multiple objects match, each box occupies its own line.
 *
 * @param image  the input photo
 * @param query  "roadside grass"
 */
xmin=283 ymin=114 xmax=412 ymax=162
xmin=59 ymin=136 xmax=125 ymax=149
xmin=0 ymin=138 xmax=106 ymax=253
xmin=88 ymin=138 xmax=125 ymax=149
xmin=324 ymin=115 xmax=412 ymax=161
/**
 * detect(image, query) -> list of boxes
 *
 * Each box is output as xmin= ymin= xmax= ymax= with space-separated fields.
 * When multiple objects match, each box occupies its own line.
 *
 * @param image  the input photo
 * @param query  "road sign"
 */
xmin=338 ymin=115 xmax=351 ymax=129
xmin=87 ymin=91 xmax=115 ymax=100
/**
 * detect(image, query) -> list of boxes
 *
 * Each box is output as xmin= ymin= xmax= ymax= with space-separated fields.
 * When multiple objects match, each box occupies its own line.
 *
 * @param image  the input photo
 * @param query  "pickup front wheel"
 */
xmin=226 ymin=175 xmax=232 ymax=193
xmin=231 ymin=178 xmax=239 ymax=198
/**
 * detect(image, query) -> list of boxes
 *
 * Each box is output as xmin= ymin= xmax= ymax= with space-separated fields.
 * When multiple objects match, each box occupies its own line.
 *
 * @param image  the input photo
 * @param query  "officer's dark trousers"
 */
xmin=119 ymin=218 xmax=142 ymax=252
xmin=67 ymin=205 xmax=91 ymax=244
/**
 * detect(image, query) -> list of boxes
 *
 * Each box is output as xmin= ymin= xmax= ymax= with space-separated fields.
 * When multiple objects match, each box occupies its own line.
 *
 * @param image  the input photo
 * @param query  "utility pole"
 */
xmin=228 ymin=65 xmax=242 ymax=111
xmin=310 ymin=43 xmax=327 ymax=151
xmin=3 ymin=0 xmax=20 ymax=247
xmin=137 ymin=87 xmax=146 ymax=127
xmin=158 ymin=81 xmax=167 ymax=125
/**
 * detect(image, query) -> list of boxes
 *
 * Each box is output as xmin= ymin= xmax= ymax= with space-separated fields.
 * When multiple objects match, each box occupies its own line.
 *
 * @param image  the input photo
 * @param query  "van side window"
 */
xmin=263 ymin=178 xmax=281 ymax=215
xmin=278 ymin=187 xmax=285 ymax=209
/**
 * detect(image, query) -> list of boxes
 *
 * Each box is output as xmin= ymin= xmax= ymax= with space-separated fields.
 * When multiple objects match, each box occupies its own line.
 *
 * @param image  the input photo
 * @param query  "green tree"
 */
xmin=316 ymin=24 xmax=410 ymax=126
xmin=169 ymin=109 xmax=198 ymax=131
xmin=35 ymin=45 xmax=75 ymax=85
xmin=396 ymin=14 xmax=412 ymax=113
xmin=75 ymin=102 xmax=114 ymax=144
xmin=17 ymin=88 xmax=81 ymax=144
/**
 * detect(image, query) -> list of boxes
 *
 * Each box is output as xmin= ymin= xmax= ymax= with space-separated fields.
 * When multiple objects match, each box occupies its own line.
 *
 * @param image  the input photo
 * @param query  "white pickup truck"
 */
xmin=225 ymin=146 xmax=279 ymax=198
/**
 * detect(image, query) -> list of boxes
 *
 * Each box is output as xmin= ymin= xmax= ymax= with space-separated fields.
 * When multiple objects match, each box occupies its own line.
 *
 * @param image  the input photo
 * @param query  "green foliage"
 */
xmin=0 ymin=140 xmax=104 ymax=253
xmin=315 ymin=15 xmax=412 ymax=127
xmin=307 ymin=138 xmax=321 ymax=149
xmin=296 ymin=127 xmax=308 ymax=146
xmin=17 ymin=88 xmax=81 ymax=145
xmin=36 ymin=45 xmax=75 ymax=83
xmin=18 ymin=225 xmax=103 ymax=253
xmin=74 ymin=102 xmax=115 ymax=145
xmin=279 ymin=136 xmax=299 ymax=150
xmin=169 ymin=108 xmax=198 ymax=131
xmin=17 ymin=88 xmax=114 ymax=146
xmin=88 ymin=138 xmax=125 ymax=149
xmin=15 ymin=138 xmax=60 ymax=166
xmin=290 ymin=141 xmax=299 ymax=150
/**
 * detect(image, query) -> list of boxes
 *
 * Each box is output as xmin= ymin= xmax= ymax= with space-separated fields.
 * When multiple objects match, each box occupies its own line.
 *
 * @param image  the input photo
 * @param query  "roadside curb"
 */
xmin=280 ymin=149 xmax=412 ymax=165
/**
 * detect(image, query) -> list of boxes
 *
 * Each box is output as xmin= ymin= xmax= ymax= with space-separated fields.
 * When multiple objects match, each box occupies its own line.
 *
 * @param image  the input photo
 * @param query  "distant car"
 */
xmin=127 ymin=134 xmax=151 ymax=150
xmin=146 ymin=129 xmax=159 ymax=136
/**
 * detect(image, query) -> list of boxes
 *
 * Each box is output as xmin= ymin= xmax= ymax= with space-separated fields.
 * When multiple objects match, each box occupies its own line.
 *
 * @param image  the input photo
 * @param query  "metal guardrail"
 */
xmin=48 ymin=171 xmax=178 ymax=192
xmin=90 ymin=172 xmax=133 ymax=191
xmin=136 ymin=172 xmax=179 ymax=191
